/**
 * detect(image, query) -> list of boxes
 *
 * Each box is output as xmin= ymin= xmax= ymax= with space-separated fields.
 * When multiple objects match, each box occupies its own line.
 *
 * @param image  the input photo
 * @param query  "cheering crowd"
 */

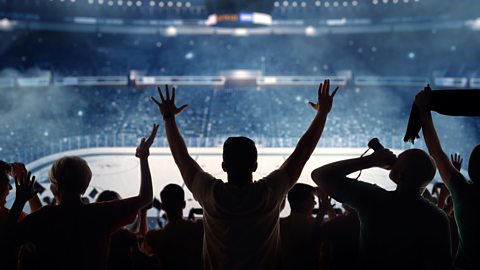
xmin=0 ymin=81 xmax=478 ymax=270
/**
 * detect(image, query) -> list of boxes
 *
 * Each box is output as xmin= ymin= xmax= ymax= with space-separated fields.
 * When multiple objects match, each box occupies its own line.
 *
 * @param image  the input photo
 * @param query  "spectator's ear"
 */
xmin=221 ymin=162 xmax=227 ymax=172
xmin=252 ymin=162 xmax=258 ymax=172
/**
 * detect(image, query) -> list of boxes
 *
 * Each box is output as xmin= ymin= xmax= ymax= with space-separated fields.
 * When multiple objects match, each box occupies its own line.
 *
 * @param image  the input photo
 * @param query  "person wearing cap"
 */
xmin=151 ymin=81 xmax=339 ymax=270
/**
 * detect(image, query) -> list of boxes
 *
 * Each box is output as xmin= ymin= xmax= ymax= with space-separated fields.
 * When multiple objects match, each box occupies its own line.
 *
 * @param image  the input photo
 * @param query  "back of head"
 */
xmin=49 ymin=156 xmax=92 ymax=196
xmin=391 ymin=149 xmax=436 ymax=189
xmin=96 ymin=190 xmax=121 ymax=202
xmin=288 ymin=183 xmax=315 ymax=212
xmin=468 ymin=145 xmax=480 ymax=184
xmin=160 ymin=184 xmax=185 ymax=214
xmin=0 ymin=160 xmax=11 ymax=182
xmin=222 ymin=136 xmax=258 ymax=175
xmin=0 ymin=160 xmax=12 ymax=202
xmin=0 ymin=160 xmax=11 ymax=174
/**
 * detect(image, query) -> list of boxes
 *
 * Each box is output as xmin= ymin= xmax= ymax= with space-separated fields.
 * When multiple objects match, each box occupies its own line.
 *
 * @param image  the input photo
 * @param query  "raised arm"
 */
xmin=311 ymin=149 xmax=396 ymax=200
xmin=280 ymin=80 xmax=339 ymax=187
xmin=151 ymin=85 xmax=203 ymax=191
xmin=126 ymin=124 xmax=158 ymax=210
xmin=415 ymin=85 xmax=460 ymax=187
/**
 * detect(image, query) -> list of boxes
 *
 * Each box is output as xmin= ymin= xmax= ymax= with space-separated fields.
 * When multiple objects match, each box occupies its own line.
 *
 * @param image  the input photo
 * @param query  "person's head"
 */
xmin=222 ymin=137 xmax=258 ymax=180
xmin=468 ymin=145 xmax=480 ymax=184
xmin=48 ymin=156 xmax=92 ymax=203
xmin=288 ymin=183 xmax=316 ymax=214
xmin=0 ymin=160 xmax=12 ymax=206
xmin=389 ymin=149 xmax=436 ymax=192
xmin=160 ymin=184 xmax=185 ymax=219
xmin=96 ymin=190 xmax=121 ymax=203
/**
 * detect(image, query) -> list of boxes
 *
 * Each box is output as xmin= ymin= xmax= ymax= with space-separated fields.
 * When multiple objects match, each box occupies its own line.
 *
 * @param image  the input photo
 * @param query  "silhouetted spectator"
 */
xmin=143 ymin=184 xmax=203 ymax=270
xmin=1 ymin=163 xmax=37 ymax=270
xmin=151 ymin=81 xmax=338 ymax=269
xmin=318 ymin=204 xmax=360 ymax=270
xmin=312 ymin=147 xmax=454 ymax=269
xmin=0 ymin=162 xmax=42 ymax=226
xmin=95 ymin=190 xmax=142 ymax=270
xmin=280 ymin=183 xmax=322 ymax=270
xmin=415 ymin=85 xmax=480 ymax=270
xmin=8 ymin=124 xmax=158 ymax=270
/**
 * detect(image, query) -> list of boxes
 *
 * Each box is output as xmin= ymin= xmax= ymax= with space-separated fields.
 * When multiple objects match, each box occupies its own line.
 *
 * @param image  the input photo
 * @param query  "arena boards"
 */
xmin=12 ymin=147 xmax=405 ymax=216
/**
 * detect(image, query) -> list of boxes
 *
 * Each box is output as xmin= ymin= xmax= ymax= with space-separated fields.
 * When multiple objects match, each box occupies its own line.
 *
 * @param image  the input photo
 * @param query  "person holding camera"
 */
xmin=311 ymin=147 xmax=454 ymax=269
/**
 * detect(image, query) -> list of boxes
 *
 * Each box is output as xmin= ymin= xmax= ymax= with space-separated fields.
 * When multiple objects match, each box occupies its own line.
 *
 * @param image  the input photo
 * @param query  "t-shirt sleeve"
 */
xmin=191 ymin=171 xmax=219 ymax=206
xmin=332 ymin=178 xmax=386 ymax=211
xmin=260 ymin=169 xmax=290 ymax=202
xmin=94 ymin=199 xmax=139 ymax=232
xmin=447 ymin=172 xmax=469 ymax=201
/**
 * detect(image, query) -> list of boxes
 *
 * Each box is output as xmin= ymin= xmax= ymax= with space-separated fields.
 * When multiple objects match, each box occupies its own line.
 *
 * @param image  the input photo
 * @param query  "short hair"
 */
xmin=468 ymin=145 xmax=480 ymax=184
xmin=160 ymin=184 xmax=185 ymax=213
xmin=49 ymin=156 xmax=92 ymax=195
xmin=288 ymin=183 xmax=315 ymax=211
xmin=96 ymin=190 xmax=121 ymax=202
xmin=0 ymin=160 xmax=11 ymax=175
xmin=223 ymin=137 xmax=257 ymax=173
xmin=399 ymin=149 xmax=436 ymax=188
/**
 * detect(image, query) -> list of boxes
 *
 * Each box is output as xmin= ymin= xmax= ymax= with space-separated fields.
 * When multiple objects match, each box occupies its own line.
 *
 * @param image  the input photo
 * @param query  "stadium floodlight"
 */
xmin=305 ymin=26 xmax=316 ymax=36
xmin=165 ymin=26 xmax=178 ymax=36
xmin=466 ymin=18 xmax=480 ymax=30
xmin=234 ymin=28 xmax=249 ymax=36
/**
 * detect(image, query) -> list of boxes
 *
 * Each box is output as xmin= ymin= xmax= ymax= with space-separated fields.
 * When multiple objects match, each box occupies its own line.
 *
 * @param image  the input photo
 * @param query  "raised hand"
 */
xmin=308 ymin=79 xmax=339 ymax=114
xmin=450 ymin=153 xmax=463 ymax=171
xmin=15 ymin=171 xmax=37 ymax=204
xmin=136 ymin=124 xmax=160 ymax=159
xmin=151 ymin=85 xmax=188 ymax=118
xmin=9 ymin=162 xmax=27 ymax=184
xmin=414 ymin=84 xmax=432 ymax=114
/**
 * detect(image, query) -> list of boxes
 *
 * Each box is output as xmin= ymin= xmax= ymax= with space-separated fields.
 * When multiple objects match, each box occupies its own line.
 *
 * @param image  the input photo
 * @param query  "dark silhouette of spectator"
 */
xmin=415 ymin=85 xmax=480 ymax=270
xmin=318 ymin=203 xmax=360 ymax=270
xmin=95 ymin=190 xmax=144 ymax=270
xmin=151 ymin=81 xmax=338 ymax=270
xmin=8 ymin=124 xmax=158 ymax=270
xmin=143 ymin=183 xmax=204 ymax=270
xmin=311 ymin=147 xmax=454 ymax=269
xmin=280 ymin=183 xmax=329 ymax=270
xmin=1 ymin=163 xmax=38 ymax=270
xmin=0 ymin=162 xmax=42 ymax=226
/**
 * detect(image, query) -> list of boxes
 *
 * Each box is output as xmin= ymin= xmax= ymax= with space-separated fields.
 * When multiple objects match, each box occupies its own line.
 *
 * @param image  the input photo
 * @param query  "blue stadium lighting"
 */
xmin=408 ymin=52 xmax=416 ymax=59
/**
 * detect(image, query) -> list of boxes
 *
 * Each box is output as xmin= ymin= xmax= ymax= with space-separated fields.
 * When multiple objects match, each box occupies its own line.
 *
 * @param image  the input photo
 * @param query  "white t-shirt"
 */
xmin=191 ymin=169 xmax=290 ymax=270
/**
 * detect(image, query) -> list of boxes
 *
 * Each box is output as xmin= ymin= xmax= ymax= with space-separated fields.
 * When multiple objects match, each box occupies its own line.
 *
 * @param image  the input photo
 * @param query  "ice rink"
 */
xmin=9 ymin=147 xmax=402 ymax=217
